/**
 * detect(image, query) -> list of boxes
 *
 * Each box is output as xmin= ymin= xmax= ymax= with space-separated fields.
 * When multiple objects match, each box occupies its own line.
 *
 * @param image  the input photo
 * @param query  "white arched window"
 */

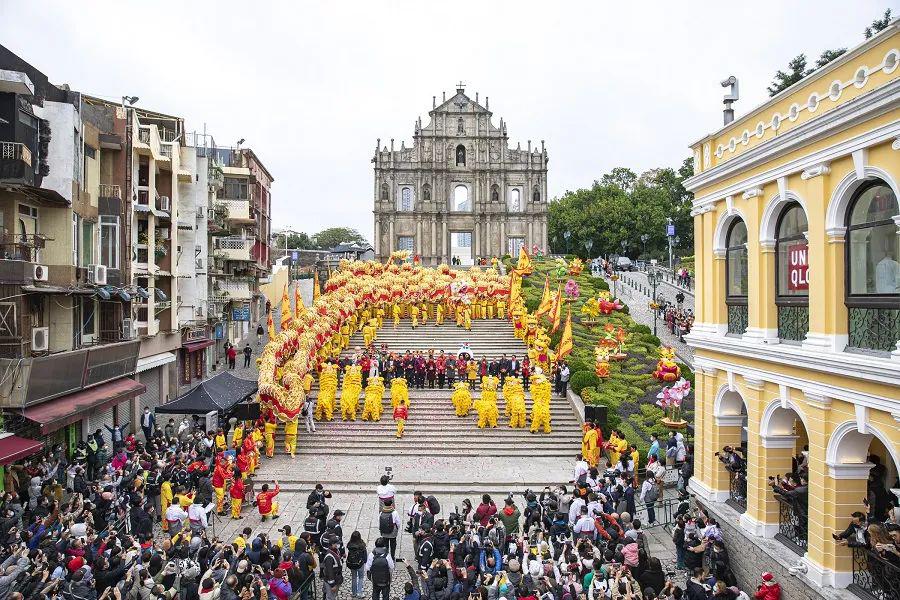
xmin=453 ymin=185 xmax=470 ymax=211
xmin=509 ymin=189 xmax=521 ymax=212
xmin=399 ymin=187 xmax=413 ymax=212
xmin=775 ymin=203 xmax=809 ymax=342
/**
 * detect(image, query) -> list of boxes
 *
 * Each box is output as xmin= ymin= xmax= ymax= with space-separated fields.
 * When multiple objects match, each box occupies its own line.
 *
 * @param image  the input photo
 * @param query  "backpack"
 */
xmin=346 ymin=545 xmax=366 ymax=570
xmin=426 ymin=495 xmax=441 ymax=515
xmin=645 ymin=482 xmax=659 ymax=503
xmin=370 ymin=554 xmax=391 ymax=587
xmin=379 ymin=511 xmax=396 ymax=536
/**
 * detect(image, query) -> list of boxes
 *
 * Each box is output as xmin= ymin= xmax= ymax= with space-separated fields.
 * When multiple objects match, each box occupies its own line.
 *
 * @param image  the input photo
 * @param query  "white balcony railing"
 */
xmin=159 ymin=144 xmax=173 ymax=159
xmin=221 ymin=281 xmax=252 ymax=300
xmin=215 ymin=236 xmax=252 ymax=261
xmin=0 ymin=142 xmax=32 ymax=166
xmin=99 ymin=184 xmax=121 ymax=199
xmin=216 ymin=198 xmax=250 ymax=220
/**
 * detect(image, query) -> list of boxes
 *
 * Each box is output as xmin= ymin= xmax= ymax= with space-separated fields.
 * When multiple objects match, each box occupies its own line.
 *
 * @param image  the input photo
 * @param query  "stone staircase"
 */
xmin=273 ymin=319 xmax=582 ymax=493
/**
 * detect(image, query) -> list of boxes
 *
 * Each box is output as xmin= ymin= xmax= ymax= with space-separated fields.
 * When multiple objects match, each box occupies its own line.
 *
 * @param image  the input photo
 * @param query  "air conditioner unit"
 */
xmin=89 ymin=264 xmax=107 ymax=285
xmin=122 ymin=318 xmax=136 ymax=340
xmin=32 ymin=264 xmax=49 ymax=282
xmin=158 ymin=196 xmax=171 ymax=212
xmin=31 ymin=327 xmax=49 ymax=352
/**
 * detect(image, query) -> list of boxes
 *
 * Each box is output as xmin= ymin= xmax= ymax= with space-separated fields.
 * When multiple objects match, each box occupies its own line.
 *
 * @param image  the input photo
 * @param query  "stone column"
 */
xmin=431 ymin=217 xmax=437 ymax=264
xmin=416 ymin=220 xmax=422 ymax=256
xmin=527 ymin=220 xmax=534 ymax=251
xmin=388 ymin=219 xmax=394 ymax=253
xmin=803 ymin=172 xmax=829 ymax=350
xmin=500 ymin=219 xmax=506 ymax=258
xmin=374 ymin=218 xmax=381 ymax=257
xmin=474 ymin=222 xmax=480 ymax=261
xmin=442 ymin=220 xmax=447 ymax=263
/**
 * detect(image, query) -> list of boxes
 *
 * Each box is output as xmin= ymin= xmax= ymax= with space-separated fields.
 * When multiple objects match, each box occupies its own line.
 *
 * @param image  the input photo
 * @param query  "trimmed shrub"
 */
xmin=631 ymin=323 xmax=651 ymax=335
xmin=570 ymin=371 xmax=600 ymax=396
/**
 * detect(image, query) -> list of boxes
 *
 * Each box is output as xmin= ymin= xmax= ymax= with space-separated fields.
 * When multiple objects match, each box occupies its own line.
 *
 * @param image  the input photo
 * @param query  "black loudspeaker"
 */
xmin=584 ymin=404 xmax=608 ymax=427
xmin=231 ymin=401 xmax=261 ymax=421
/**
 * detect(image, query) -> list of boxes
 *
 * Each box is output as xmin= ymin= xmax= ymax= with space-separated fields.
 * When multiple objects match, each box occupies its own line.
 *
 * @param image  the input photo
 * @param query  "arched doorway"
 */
xmin=714 ymin=387 xmax=749 ymax=512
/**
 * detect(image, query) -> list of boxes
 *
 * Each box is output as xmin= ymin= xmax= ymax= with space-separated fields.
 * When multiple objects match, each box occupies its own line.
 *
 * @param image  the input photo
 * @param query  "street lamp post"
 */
xmin=585 ymin=239 xmax=593 ymax=259
xmin=647 ymin=270 xmax=661 ymax=336
xmin=620 ymin=239 xmax=627 ymax=256
xmin=666 ymin=217 xmax=675 ymax=271
xmin=640 ymin=233 xmax=649 ymax=259
xmin=563 ymin=231 xmax=571 ymax=254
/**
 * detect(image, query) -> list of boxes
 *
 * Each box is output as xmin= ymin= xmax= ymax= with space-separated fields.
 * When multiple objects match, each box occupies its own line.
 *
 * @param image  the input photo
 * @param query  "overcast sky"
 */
xmin=1 ymin=1 xmax=893 ymax=241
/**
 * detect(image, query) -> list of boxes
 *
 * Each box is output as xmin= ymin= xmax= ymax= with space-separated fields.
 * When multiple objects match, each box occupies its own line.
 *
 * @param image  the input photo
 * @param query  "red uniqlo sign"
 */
xmin=788 ymin=242 xmax=809 ymax=291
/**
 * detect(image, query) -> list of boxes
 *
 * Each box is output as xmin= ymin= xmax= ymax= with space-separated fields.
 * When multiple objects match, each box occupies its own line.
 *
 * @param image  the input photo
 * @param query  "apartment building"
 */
xmin=0 ymin=49 xmax=143 ymax=459
xmin=207 ymin=146 xmax=273 ymax=343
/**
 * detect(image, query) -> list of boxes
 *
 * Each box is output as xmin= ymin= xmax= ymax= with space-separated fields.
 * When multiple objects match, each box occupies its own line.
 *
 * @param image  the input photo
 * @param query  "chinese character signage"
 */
xmin=232 ymin=305 xmax=251 ymax=321
xmin=788 ymin=243 xmax=809 ymax=290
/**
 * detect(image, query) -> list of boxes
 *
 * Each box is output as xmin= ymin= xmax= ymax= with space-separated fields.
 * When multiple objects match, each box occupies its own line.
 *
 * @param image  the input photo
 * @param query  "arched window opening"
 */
xmin=491 ymin=184 xmax=499 ymax=203
xmin=456 ymin=144 xmax=466 ymax=166
xmin=380 ymin=182 xmax=389 ymax=200
xmin=509 ymin=189 xmax=521 ymax=212
xmin=725 ymin=219 xmax=748 ymax=335
xmin=775 ymin=203 xmax=809 ymax=342
xmin=845 ymin=180 xmax=900 ymax=351
xmin=399 ymin=187 xmax=413 ymax=212
xmin=422 ymin=184 xmax=431 ymax=202
xmin=533 ymin=186 xmax=541 ymax=203
xmin=453 ymin=185 xmax=470 ymax=211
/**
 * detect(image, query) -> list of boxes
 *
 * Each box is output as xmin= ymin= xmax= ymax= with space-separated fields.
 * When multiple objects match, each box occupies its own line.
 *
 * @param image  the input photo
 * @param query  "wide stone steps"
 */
xmin=341 ymin=320 xmax=528 ymax=358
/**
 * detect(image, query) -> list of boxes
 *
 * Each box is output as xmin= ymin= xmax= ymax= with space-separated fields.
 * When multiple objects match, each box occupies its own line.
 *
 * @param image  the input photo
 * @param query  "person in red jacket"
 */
xmin=257 ymin=480 xmax=280 ymax=521
xmin=754 ymin=572 xmax=782 ymax=600
xmin=230 ymin=473 xmax=245 ymax=519
xmin=474 ymin=494 xmax=497 ymax=526
xmin=236 ymin=449 xmax=251 ymax=480
xmin=394 ymin=398 xmax=408 ymax=438
xmin=212 ymin=458 xmax=228 ymax=515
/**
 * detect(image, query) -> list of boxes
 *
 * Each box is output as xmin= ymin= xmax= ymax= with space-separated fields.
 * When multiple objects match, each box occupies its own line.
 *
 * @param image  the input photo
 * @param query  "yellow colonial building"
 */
xmin=684 ymin=22 xmax=900 ymax=595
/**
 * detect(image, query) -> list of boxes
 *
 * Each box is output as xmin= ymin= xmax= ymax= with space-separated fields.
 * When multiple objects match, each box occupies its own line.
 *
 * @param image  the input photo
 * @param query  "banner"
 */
xmin=787 ymin=242 xmax=809 ymax=291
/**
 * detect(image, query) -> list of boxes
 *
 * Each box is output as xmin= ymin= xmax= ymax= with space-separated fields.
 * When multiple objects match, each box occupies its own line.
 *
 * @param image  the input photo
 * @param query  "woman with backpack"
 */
xmin=346 ymin=530 xmax=368 ymax=598
xmin=639 ymin=473 xmax=659 ymax=526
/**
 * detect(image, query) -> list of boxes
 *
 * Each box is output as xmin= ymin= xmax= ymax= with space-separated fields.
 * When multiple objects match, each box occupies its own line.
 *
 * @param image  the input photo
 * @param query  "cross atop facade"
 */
xmin=456 ymin=81 xmax=465 ymax=92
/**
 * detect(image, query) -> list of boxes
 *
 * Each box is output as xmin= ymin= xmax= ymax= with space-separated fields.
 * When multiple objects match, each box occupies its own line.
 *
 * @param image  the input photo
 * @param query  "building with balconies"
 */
xmin=684 ymin=23 xmax=900 ymax=598
xmin=0 ymin=46 xmax=146 ymax=463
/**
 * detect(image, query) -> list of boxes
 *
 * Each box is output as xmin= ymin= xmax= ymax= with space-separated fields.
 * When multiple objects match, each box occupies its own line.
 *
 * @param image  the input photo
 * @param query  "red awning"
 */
xmin=0 ymin=435 xmax=43 ymax=465
xmin=184 ymin=339 xmax=215 ymax=353
xmin=22 ymin=378 xmax=146 ymax=435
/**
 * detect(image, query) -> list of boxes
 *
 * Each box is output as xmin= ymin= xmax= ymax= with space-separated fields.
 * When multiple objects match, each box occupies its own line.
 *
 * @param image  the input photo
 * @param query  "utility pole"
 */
xmin=666 ymin=218 xmax=675 ymax=271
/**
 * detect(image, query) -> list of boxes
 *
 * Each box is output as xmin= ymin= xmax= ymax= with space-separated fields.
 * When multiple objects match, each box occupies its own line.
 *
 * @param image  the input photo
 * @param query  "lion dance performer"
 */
xmin=264 ymin=413 xmax=278 ymax=458
xmin=530 ymin=374 xmax=552 ymax=434
xmin=316 ymin=363 xmax=338 ymax=421
xmin=477 ymin=375 xmax=499 ymax=428
xmin=362 ymin=375 xmax=385 ymax=421
xmin=504 ymin=378 xmax=527 ymax=428
xmin=283 ymin=417 xmax=298 ymax=458
xmin=390 ymin=376 xmax=409 ymax=410
xmin=341 ymin=364 xmax=362 ymax=420
xmin=451 ymin=381 xmax=472 ymax=416
xmin=394 ymin=397 xmax=409 ymax=438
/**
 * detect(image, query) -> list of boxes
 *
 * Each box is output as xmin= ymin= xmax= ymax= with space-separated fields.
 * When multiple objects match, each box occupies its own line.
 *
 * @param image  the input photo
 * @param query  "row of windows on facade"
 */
xmin=396 ymin=234 xmax=526 ymax=256
xmin=383 ymin=183 xmax=540 ymax=211
xmin=724 ymin=180 xmax=899 ymax=350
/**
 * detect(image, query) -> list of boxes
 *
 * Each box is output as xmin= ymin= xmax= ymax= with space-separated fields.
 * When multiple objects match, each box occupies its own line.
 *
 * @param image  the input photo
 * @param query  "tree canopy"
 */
xmin=273 ymin=227 xmax=369 ymax=251
xmin=548 ymin=158 xmax=694 ymax=260
xmin=865 ymin=8 xmax=892 ymax=38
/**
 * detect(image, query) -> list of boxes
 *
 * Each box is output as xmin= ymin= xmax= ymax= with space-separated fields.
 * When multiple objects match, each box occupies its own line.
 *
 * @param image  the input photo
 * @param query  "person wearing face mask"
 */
xmin=140 ymin=408 xmax=155 ymax=442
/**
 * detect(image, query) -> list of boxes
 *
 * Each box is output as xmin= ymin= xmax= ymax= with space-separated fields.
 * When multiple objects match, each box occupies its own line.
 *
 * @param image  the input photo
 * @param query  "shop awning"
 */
xmin=0 ymin=435 xmax=43 ymax=465
xmin=22 ymin=377 xmax=146 ymax=435
xmin=183 ymin=339 xmax=215 ymax=353
xmin=156 ymin=372 xmax=257 ymax=415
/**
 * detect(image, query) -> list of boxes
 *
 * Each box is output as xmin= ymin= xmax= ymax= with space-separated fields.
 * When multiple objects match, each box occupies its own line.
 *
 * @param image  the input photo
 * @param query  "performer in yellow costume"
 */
xmin=463 ymin=305 xmax=472 ymax=331
xmin=456 ymin=304 xmax=464 ymax=327
xmin=451 ymin=381 xmax=472 ymax=416
xmin=231 ymin=422 xmax=244 ymax=449
xmin=160 ymin=478 xmax=173 ymax=532
xmin=477 ymin=376 xmax=499 ymax=428
xmin=497 ymin=298 xmax=506 ymax=320
xmin=363 ymin=319 xmax=377 ymax=348
xmin=390 ymin=376 xmax=409 ymax=410
xmin=284 ymin=417 xmax=298 ymax=457
xmin=435 ymin=303 xmax=444 ymax=325
xmin=504 ymin=379 xmax=526 ymax=428
xmin=410 ymin=304 xmax=420 ymax=328
xmin=340 ymin=364 xmax=362 ymax=420
xmin=607 ymin=430 xmax=627 ymax=467
xmin=376 ymin=305 xmax=385 ymax=328
xmin=419 ymin=301 xmax=428 ymax=325
xmin=582 ymin=423 xmax=600 ymax=468
xmin=393 ymin=303 xmax=402 ymax=328
xmin=264 ymin=417 xmax=277 ymax=458
xmin=361 ymin=375 xmax=385 ymax=421
xmin=316 ymin=363 xmax=337 ymax=421
xmin=529 ymin=374 xmax=552 ymax=434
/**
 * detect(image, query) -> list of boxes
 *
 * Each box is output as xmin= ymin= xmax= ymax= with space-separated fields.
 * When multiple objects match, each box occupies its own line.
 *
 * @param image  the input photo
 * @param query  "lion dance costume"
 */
xmin=451 ymin=381 xmax=472 ymax=416
xmin=477 ymin=376 xmax=499 ymax=428
xmin=530 ymin=374 xmax=552 ymax=434
xmin=341 ymin=364 xmax=362 ymax=420
xmin=390 ymin=377 xmax=409 ymax=409
xmin=394 ymin=398 xmax=408 ymax=438
xmin=315 ymin=363 xmax=338 ymax=421
xmin=361 ymin=375 xmax=385 ymax=421
xmin=504 ymin=378 xmax=527 ymax=428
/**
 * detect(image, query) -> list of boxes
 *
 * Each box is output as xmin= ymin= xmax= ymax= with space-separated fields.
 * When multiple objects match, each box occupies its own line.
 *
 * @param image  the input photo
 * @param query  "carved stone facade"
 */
xmin=373 ymin=85 xmax=549 ymax=265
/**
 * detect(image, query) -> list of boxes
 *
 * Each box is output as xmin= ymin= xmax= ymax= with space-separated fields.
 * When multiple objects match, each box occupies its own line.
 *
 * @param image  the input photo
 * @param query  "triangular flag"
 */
xmin=280 ymin=285 xmax=292 ymax=330
xmin=557 ymin=307 xmax=573 ymax=360
xmin=550 ymin=286 xmax=563 ymax=333
xmin=509 ymin=271 xmax=521 ymax=307
xmin=294 ymin=284 xmax=304 ymax=320
xmin=534 ymin=277 xmax=553 ymax=318
xmin=514 ymin=245 xmax=533 ymax=275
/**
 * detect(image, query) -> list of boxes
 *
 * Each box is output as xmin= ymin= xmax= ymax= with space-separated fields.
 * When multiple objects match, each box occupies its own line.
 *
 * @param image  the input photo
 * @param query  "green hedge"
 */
xmin=570 ymin=371 xmax=599 ymax=396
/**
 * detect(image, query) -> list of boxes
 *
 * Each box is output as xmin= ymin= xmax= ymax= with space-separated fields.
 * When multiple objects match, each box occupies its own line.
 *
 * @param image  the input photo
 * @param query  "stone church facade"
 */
xmin=373 ymin=85 xmax=549 ymax=265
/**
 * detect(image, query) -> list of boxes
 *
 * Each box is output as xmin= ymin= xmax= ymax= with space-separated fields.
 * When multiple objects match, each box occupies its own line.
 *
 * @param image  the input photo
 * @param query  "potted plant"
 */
xmin=657 ymin=378 xmax=690 ymax=429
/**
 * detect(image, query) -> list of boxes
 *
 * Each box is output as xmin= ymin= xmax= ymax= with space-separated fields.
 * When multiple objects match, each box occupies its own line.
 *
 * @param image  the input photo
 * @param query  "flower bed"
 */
xmin=512 ymin=257 xmax=694 ymax=462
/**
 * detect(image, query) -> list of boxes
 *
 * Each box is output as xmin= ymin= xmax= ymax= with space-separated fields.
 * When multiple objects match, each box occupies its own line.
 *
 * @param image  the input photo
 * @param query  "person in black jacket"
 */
xmin=321 ymin=533 xmax=344 ymax=600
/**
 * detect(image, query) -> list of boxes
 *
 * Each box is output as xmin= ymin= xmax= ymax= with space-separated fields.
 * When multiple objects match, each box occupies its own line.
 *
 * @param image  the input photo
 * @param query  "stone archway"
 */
xmin=713 ymin=385 xmax=750 ymax=511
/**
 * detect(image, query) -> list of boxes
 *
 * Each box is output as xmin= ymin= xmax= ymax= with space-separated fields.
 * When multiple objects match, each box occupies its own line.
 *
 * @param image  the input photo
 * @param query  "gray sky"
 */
xmin=1 ymin=0 xmax=892 ymax=240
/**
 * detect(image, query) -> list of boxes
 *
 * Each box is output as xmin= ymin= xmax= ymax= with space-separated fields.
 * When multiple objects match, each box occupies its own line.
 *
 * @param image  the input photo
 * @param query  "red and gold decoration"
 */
xmin=653 ymin=347 xmax=681 ymax=382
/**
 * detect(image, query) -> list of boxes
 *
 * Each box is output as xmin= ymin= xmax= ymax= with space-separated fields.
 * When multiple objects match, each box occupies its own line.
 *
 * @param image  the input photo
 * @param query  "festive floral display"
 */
xmin=656 ymin=377 xmax=691 ymax=425
xmin=564 ymin=278 xmax=580 ymax=299
xmin=567 ymin=257 xmax=584 ymax=276
xmin=652 ymin=346 xmax=681 ymax=382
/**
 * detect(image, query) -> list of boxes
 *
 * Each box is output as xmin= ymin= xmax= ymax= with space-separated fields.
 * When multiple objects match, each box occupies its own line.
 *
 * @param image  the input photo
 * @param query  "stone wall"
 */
xmin=698 ymin=500 xmax=855 ymax=600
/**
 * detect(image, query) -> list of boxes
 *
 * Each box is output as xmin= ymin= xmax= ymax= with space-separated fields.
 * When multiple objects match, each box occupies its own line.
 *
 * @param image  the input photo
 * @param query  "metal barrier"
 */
xmin=774 ymin=495 xmax=808 ymax=555
xmin=849 ymin=546 xmax=900 ymax=600
xmin=726 ymin=470 xmax=747 ymax=514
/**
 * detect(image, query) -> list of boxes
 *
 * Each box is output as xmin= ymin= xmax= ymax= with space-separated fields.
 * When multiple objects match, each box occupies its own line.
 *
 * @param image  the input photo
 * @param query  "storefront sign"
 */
xmin=232 ymin=305 xmax=251 ymax=321
xmin=788 ymin=243 xmax=809 ymax=290
xmin=214 ymin=323 xmax=224 ymax=339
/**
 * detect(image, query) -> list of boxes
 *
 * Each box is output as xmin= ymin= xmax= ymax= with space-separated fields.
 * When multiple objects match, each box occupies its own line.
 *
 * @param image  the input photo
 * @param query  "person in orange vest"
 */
xmin=256 ymin=480 xmax=280 ymax=521
xmin=212 ymin=456 xmax=229 ymax=515
xmin=393 ymin=397 xmax=408 ymax=438
xmin=230 ymin=469 xmax=245 ymax=519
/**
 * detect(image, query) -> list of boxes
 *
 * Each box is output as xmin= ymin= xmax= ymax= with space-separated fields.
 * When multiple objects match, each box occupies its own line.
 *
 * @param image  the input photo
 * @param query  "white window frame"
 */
xmin=397 ymin=236 xmax=414 ymax=253
xmin=72 ymin=213 xmax=79 ymax=266
xmin=399 ymin=187 xmax=413 ymax=212
xmin=100 ymin=215 xmax=120 ymax=269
